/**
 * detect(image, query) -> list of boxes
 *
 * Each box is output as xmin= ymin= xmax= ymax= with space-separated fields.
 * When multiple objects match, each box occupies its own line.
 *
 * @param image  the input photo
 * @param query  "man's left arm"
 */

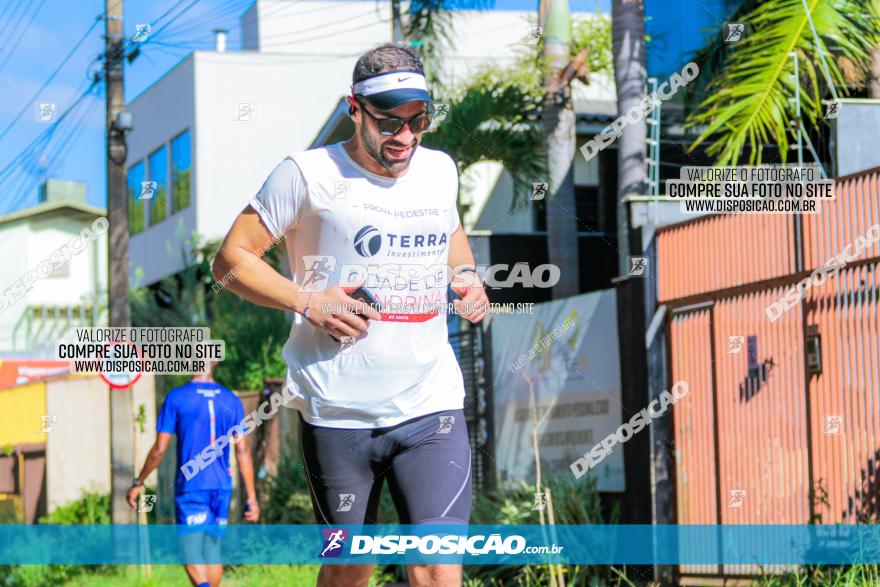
xmin=448 ymin=225 xmax=489 ymax=323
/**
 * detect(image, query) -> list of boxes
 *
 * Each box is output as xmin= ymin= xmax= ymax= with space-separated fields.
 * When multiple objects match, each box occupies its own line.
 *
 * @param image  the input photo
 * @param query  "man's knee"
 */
xmin=318 ymin=563 xmax=374 ymax=587
xmin=408 ymin=563 xmax=462 ymax=587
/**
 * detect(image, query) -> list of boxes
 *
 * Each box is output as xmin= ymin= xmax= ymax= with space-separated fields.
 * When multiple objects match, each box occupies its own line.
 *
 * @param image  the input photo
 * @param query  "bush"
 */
xmin=760 ymin=564 xmax=880 ymax=586
xmin=466 ymin=472 xmax=624 ymax=586
xmin=260 ymin=458 xmax=316 ymax=525
xmin=38 ymin=491 xmax=110 ymax=525
xmin=0 ymin=492 xmax=112 ymax=587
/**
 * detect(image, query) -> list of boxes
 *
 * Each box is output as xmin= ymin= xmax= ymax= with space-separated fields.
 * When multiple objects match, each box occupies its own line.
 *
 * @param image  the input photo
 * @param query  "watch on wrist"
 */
xmin=131 ymin=478 xmax=143 ymax=488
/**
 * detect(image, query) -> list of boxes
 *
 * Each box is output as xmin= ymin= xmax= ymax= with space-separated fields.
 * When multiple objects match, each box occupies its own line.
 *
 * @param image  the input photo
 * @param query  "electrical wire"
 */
xmin=148 ymin=0 xmax=203 ymax=40
xmin=158 ymin=0 xmax=253 ymax=41
xmin=0 ymin=0 xmax=28 ymax=53
xmin=6 ymin=92 xmax=97 ymax=211
xmin=0 ymin=14 xmax=101 ymax=143
xmin=255 ymin=18 xmax=390 ymax=50
xmin=0 ymin=0 xmax=46 ymax=75
xmin=0 ymin=81 xmax=99 ymax=184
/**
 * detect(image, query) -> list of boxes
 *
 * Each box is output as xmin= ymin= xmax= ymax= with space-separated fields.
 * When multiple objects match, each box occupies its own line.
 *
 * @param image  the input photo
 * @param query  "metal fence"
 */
xmin=657 ymin=167 xmax=880 ymax=580
xmin=0 ymin=444 xmax=46 ymax=523
xmin=449 ymin=326 xmax=494 ymax=492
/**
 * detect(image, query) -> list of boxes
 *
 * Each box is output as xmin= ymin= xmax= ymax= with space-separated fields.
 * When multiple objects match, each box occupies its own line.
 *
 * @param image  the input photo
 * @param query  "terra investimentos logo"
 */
xmin=353 ymin=225 xmax=449 ymax=259
xmin=354 ymin=225 xmax=382 ymax=257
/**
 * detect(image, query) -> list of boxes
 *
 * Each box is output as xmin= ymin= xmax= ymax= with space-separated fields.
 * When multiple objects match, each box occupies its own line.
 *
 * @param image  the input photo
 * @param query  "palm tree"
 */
xmin=611 ymin=0 xmax=647 ymax=275
xmin=540 ymin=0 xmax=588 ymax=299
xmin=687 ymin=0 xmax=880 ymax=165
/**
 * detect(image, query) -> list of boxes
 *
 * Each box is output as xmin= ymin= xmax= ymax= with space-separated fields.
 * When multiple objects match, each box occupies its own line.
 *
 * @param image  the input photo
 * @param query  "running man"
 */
xmin=127 ymin=365 xmax=260 ymax=587
xmin=213 ymin=43 xmax=488 ymax=587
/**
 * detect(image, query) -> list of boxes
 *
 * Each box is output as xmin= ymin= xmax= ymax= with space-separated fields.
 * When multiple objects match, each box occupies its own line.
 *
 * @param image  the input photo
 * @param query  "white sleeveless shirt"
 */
xmin=249 ymin=142 xmax=465 ymax=428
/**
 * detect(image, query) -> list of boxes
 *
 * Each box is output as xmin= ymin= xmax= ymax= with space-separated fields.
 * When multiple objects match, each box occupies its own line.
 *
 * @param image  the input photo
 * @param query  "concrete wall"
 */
xmin=44 ymin=374 xmax=156 ymax=512
xmin=26 ymin=215 xmax=106 ymax=308
xmin=193 ymin=51 xmax=362 ymax=242
xmin=463 ymin=162 xmax=533 ymax=233
xmin=246 ymin=0 xmax=390 ymax=55
xmin=0 ymin=382 xmax=46 ymax=447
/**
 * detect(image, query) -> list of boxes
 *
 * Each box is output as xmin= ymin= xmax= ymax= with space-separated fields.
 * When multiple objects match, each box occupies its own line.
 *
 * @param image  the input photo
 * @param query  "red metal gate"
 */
xmin=658 ymin=167 xmax=880 ymax=580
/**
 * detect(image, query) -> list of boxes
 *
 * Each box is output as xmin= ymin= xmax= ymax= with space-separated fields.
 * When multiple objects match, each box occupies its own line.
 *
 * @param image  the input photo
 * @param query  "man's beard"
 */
xmin=360 ymin=124 xmax=416 ymax=172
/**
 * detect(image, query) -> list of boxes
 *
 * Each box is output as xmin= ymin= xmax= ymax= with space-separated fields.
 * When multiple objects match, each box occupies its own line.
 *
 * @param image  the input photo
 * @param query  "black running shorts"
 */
xmin=299 ymin=408 xmax=472 ymax=524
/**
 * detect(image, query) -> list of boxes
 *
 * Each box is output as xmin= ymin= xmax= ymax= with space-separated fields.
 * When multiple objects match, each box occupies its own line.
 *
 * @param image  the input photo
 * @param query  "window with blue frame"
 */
xmin=171 ymin=130 xmax=191 ymax=214
xmin=148 ymin=145 xmax=168 ymax=226
xmin=127 ymin=160 xmax=146 ymax=234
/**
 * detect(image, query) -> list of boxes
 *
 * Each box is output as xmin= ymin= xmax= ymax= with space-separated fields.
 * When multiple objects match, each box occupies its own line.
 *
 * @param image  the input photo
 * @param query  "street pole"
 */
xmin=539 ymin=0 xmax=581 ymax=299
xmin=391 ymin=0 xmax=402 ymax=43
xmin=612 ymin=0 xmax=647 ymax=277
xmin=105 ymin=0 xmax=135 ymax=525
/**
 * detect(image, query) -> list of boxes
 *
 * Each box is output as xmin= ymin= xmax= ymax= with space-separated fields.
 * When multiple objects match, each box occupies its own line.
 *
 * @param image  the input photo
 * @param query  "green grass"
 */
xmin=56 ymin=564 xmax=321 ymax=586
xmin=54 ymin=563 xmax=400 ymax=587
xmin=758 ymin=564 xmax=880 ymax=586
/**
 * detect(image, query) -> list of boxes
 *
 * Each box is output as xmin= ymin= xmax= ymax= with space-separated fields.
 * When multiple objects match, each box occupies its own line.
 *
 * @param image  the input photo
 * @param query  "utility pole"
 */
xmin=105 ymin=0 xmax=135 ymax=525
xmin=540 ymin=0 xmax=582 ymax=299
xmin=611 ymin=0 xmax=647 ymax=276
xmin=391 ymin=0 xmax=402 ymax=43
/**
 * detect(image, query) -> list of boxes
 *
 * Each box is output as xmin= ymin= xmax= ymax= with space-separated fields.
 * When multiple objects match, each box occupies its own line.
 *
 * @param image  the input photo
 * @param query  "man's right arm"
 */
xmin=127 ymin=432 xmax=172 ymax=508
xmin=212 ymin=207 xmax=307 ymax=313
xmin=213 ymin=166 xmax=379 ymax=339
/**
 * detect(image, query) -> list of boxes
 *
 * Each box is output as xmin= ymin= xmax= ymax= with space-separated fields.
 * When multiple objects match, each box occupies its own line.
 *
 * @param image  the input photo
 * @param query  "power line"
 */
xmin=158 ymin=0 xmax=252 ymax=41
xmin=0 ymin=97 xmax=91 ymax=213
xmin=6 ymin=96 xmax=96 ymax=211
xmin=121 ymin=0 xmax=203 ymax=62
xmin=0 ymin=0 xmax=23 ymax=32
xmin=161 ymin=0 xmax=357 ymax=44
xmin=2 ymin=91 xmax=97 ymax=212
xmin=0 ymin=0 xmax=28 ymax=51
xmin=148 ymin=0 xmax=203 ymax=39
xmin=147 ymin=0 xmax=202 ymax=31
xmin=248 ymin=7 xmax=380 ymax=41
xmin=0 ymin=81 xmax=98 ymax=185
xmin=0 ymin=14 xmax=101 ymax=144
xmin=254 ymin=18 xmax=391 ymax=50
xmin=0 ymin=0 xmax=46 ymax=74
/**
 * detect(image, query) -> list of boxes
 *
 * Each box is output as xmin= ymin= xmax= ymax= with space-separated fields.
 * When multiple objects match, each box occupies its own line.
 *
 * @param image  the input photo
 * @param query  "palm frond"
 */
xmin=571 ymin=11 xmax=614 ymax=78
xmin=421 ymin=62 xmax=547 ymax=211
xmin=404 ymin=0 xmax=494 ymax=89
xmin=685 ymin=0 xmax=880 ymax=165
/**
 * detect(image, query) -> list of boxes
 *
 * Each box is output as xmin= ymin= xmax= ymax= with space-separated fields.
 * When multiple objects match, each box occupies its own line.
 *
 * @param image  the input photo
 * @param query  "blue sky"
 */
xmin=0 ymin=0 xmax=610 ymax=216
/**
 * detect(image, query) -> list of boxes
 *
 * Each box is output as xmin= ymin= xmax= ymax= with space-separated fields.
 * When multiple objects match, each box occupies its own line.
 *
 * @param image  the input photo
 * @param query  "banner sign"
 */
xmin=490 ymin=290 xmax=623 ymax=490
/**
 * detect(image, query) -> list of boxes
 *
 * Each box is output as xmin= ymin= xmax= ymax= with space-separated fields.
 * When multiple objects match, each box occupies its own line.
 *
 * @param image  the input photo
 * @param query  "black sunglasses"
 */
xmin=355 ymin=99 xmax=433 ymax=136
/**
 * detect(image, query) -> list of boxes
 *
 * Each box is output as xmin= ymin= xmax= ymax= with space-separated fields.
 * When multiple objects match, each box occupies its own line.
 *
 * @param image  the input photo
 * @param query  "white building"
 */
xmin=0 ymin=180 xmax=107 ymax=356
xmin=126 ymin=0 xmax=617 ymax=285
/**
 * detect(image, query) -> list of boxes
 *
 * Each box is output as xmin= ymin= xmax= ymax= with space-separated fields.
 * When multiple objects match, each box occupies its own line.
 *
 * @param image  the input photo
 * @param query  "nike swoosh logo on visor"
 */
xmin=397 ymin=76 xmax=410 ymax=82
